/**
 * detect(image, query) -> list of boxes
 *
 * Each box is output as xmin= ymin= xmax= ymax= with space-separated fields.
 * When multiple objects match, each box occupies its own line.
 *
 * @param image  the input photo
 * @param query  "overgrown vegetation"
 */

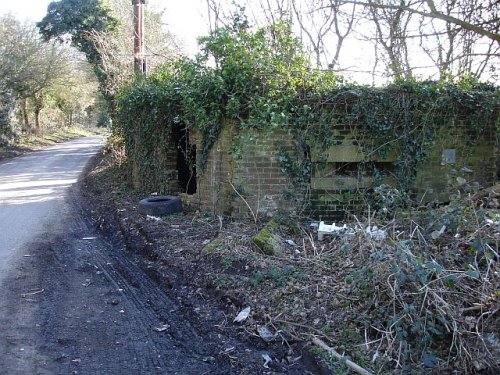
xmin=115 ymin=18 xmax=499 ymax=204
xmin=87 ymin=148 xmax=500 ymax=374
xmin=79 ymin=8 xmax=500 ymax=374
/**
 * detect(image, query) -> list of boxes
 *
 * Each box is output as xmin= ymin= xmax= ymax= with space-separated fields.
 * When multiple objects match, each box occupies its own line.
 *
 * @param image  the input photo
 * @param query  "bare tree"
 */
xmin=328 ymin=0 xmax=357 ymax=69
xmin=366 ymin=0 xmax=414 ymax=79
xmin=332 ymin=0 xmax=500 ymax=43
xmin=329 ymin=0 xmax=499 ymax=81
xmin=85 ymin=0 xmax=179 ymax=99
xmin=202 ymin=0 xmax=499 ymax=82
xmin=291 ymin=0 xmax=338 ymax=67
xmin=414 ymin=0 xmax=499 ymax=79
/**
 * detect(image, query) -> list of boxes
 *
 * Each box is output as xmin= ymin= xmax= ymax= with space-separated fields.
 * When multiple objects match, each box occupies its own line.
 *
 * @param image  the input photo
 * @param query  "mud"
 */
xmin=0 ymin=152 xmax=326 ymax=374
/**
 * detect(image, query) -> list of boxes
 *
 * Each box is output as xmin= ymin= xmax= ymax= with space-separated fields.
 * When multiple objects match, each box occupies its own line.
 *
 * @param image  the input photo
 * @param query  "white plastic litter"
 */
xmin=364 ymin=225 xmax=387 ymax=241
xmin=153 ymin=324 xmax=170 ymax=332
xmin=318 ymin=221 xmax=348 ymax=241
xmin=233 ymin=306 xmax=251 ymax=323
xmin=262 ymin=353 xmax=272 ymax=368
xmin=431 ymin=225 xmax=447 ymax=240
xmin=257 ymin=325 xmax=276 ymax=342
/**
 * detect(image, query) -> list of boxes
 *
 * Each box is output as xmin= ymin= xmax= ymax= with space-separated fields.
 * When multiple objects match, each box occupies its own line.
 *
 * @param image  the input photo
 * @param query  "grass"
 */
xmin=0 ymin=126 xmax=107 ymax=160
xmin=15 ymin=126 xmax=98 ymax=148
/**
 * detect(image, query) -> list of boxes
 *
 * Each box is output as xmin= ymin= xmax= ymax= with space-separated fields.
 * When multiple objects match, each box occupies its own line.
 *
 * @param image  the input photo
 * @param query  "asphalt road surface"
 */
xmin=0 ymin=137 xmax=104 ymax=286
xmin=0 ymin=137 xmax=320 ymax=375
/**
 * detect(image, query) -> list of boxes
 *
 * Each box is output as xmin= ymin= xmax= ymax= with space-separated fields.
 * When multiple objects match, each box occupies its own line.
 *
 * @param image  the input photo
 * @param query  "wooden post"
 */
xmin=133 ymin=0 xmax=146 ymax=74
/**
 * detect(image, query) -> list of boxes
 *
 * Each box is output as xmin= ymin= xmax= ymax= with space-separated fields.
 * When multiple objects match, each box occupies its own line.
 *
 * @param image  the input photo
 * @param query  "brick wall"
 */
xmin=186 ymin=118 xmax=497 ymax=221
xmin=191 ymin=124 xmax=296 ymax=219
xmin=230 ymin=128 xmax=296 ymax=219
xmin=130 ymin=130 xmax=180 ymax=194
xmin=414 ymin=119 xmax=497 ymax=202
xmin=191 ymin=123 xmax=235 ymax=215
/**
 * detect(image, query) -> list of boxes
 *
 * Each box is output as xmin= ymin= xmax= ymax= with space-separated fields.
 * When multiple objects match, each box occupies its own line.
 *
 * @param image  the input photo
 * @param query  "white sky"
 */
xmin=0 ymin=0 xmax=208 ymax=56
xmin=0 ymin=0 xmax=411 ymax=84
xmin=1 ymin=1 xmax=497 ymax=85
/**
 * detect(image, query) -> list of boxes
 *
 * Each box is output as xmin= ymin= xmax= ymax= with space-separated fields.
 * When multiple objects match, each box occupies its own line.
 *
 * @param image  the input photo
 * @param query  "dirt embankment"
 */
xmin=81 ymin=151 xmax=500 ymax=375
xmin=79 ymin=153 xmax=329 ymax=374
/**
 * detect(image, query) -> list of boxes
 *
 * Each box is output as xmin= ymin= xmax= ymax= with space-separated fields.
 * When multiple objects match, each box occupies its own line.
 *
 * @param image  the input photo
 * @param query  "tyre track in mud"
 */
xmin=76 ymin=157 xmax=327 ymax=374
xmin=1 ymin=183 xmax=219 ymax=374
xmin=1 ymin=165 xmax=320 ymax=374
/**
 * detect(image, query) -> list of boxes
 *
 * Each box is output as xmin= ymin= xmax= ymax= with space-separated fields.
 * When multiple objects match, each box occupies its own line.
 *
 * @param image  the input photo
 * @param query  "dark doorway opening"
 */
xmin=172 ymin=123 xmax=196 ymax=194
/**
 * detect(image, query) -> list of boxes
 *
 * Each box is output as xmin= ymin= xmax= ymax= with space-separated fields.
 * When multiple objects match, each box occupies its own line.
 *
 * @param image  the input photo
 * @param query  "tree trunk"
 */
xmin=33 ymin=95 xmax=43 ymax=135
xmin=21 ymin=98 xmax=30 ymax=133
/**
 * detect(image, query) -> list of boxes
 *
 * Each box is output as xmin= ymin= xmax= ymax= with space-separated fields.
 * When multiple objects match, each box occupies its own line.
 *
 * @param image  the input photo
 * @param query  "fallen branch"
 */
xmin=229 ymin=181 xmax=258 ymax=225
xmin=312 ymin=337 xmax=373 ymax=375
xmin=21 ymin=289 xmax=45 ymax=298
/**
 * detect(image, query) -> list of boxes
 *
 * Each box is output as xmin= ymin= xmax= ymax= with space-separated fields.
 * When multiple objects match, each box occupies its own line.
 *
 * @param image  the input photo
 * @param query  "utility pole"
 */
xmin=133 ymin=0 xmax=146 ymax=74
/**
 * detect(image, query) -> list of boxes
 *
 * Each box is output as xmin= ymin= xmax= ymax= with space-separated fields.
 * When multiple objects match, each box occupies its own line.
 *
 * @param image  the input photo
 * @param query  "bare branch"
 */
xmin=320 ymin=0 xmax=500 ymax=42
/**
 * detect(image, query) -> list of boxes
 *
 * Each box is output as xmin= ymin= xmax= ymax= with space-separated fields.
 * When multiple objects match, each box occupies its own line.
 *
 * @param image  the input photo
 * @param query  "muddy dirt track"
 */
xmin=0 ymin=138 xmax=324 ymax=374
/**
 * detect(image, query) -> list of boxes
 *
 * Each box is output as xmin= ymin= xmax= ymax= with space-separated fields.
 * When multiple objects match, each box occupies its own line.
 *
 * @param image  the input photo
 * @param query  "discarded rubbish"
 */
xmin=364 ymin=226 xmax=387 ymax=241
xmin=318 ymin=221 xmax=348 ymax=240
xmin=153 ymin=324 xmax=170 ymax=332
xmin=146 ymin=215 xmax=162 ymax=222
xmin=221 ymin=347 xmax=235 ymax=354
xmin=21 ymin=289 xmax=45 ymax=298
xmin=262 ymin=353 xmax=272 ymax=368
xmin=234 ymin=306 xmax=251 ymax=323
xmin=285 ymin=239 xmax=297 ymax=246
xmin=257 ymin=325 xmax=276 ymax=342
xmin=431 ymin=225 xmax=447 ymax=240
xmin=317 ymin=221 xmax=387 ymax=242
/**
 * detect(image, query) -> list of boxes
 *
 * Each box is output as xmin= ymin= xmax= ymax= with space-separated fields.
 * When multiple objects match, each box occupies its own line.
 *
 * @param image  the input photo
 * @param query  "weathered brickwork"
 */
xmin=230 ymin=128 xmax=295 ymax=219
xmin=191 ymin=125 xmax=296 ymax=219
xmin=130 ymin=131 xmax=180 ymax=194
xmin=140 ymin=117 xmax=496 ymax=221
xmin=414 ymin=119 xmax=497 ymax=202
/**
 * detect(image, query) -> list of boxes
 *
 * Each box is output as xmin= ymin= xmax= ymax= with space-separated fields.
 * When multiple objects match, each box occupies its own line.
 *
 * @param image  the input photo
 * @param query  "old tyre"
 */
xmin=138 ymin=195 xmax=183 ymax=216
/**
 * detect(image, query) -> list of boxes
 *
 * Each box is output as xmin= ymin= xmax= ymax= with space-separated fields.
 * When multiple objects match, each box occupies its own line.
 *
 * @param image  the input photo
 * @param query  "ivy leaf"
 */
xmin=471 ymin=238 xmax=485 ymax=252
xmin=422 ymin=353 xmax=439 ymax=368
xmin=444 ymin=274 xmax=458 ymax=288
xmin=466 ymin=269 xmax=480 ymax=280
xmin=424 ymin=261 xmax=443 ymax=274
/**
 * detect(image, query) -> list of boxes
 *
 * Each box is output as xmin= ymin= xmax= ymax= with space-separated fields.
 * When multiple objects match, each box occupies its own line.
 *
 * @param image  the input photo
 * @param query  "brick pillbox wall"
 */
xmin=189 ymin=117 xmax=497 ymax=221
xmin=191 ymin=123 xmax=297 ymax=219
xmin=130 ymin=129 xmax=180 ymax=194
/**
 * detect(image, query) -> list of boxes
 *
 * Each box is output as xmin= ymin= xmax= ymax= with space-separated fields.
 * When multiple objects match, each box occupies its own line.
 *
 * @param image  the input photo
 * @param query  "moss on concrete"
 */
xmin=251 ymin=228 xmax=274 ymax=255
xmin=203 ymin=237 xmax=224 ymax=252
xmin=251 ymin=220 xmax=285 ymax=256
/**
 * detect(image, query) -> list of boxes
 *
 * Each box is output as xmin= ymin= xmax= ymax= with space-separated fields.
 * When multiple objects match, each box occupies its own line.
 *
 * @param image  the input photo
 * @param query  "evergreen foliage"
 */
xmin=38 ymin=0 xmax=118 ymax=102
xmin=116 ymin=20 xmax=499 ymax=198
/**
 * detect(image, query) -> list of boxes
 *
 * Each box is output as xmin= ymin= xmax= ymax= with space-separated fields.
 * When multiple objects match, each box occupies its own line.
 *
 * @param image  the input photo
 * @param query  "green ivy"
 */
xmin=115 ymin=18 xmax=499 ymax=199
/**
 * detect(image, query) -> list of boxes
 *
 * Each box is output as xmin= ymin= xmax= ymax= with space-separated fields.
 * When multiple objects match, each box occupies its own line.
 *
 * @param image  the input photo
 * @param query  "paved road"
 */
xmin=0 ymin=137 xmax=103 ymax=286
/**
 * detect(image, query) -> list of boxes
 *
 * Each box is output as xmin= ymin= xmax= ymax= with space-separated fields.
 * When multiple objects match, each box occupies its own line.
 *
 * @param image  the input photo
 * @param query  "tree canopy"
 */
xmin=38 ymin=0 xmax=118 ymax=101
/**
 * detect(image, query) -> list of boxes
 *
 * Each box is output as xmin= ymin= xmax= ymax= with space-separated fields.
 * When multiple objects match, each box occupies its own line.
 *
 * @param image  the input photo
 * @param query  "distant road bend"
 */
xmin=0 ymin=136 xmax=103 ymax=285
